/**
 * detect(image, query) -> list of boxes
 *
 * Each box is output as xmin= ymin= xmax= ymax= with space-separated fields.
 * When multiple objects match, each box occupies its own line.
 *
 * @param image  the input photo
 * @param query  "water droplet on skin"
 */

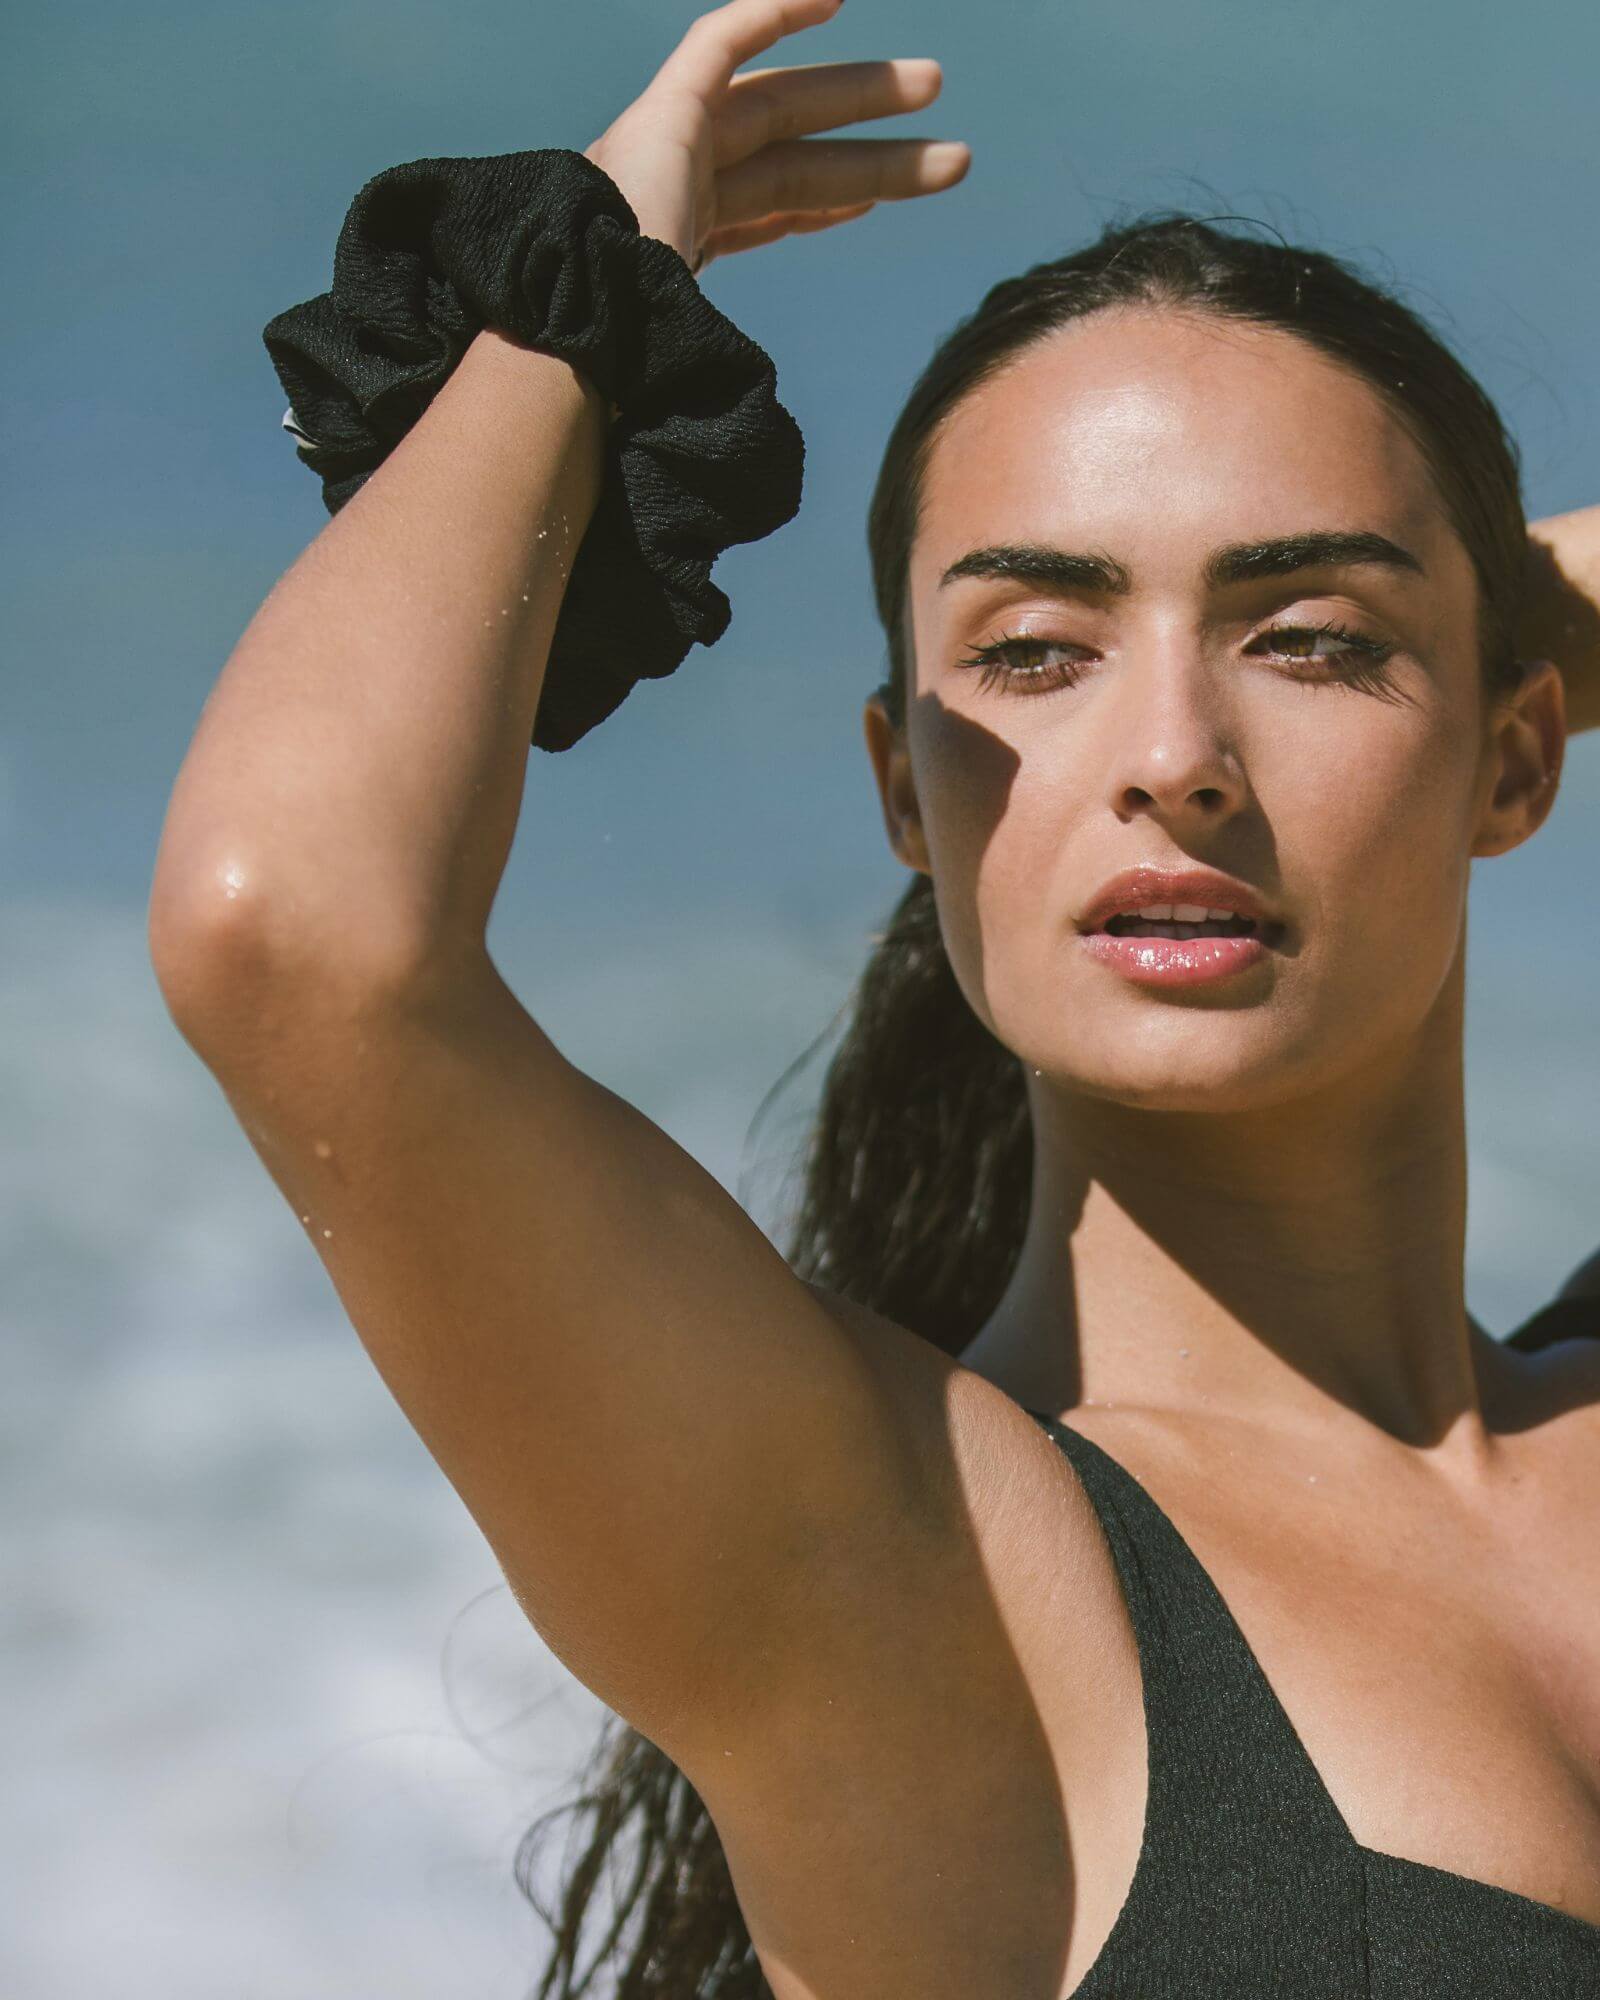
xmin=1179 ymin=1348 xmax=1190 ymax=1358
xmin=1307 ymin=1473 xmax=1318 ymax=1483
xmin=322 ymin=1228 xmax=333 ymax=1240
xmin=300 ymin=1215 xmax=310 ymax=1225
xmin=314 ymin=1139 xmax=333 ymax=1160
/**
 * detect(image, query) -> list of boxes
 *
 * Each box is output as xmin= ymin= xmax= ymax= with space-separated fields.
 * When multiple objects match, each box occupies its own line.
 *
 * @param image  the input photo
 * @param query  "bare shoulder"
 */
xmin=796 ymin=1281 xmax=1108 ymax=1546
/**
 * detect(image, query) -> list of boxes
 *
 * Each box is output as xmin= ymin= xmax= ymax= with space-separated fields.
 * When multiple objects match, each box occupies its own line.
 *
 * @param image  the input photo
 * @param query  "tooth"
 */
xmin=1171 ymin=903 xmax=1209 ymax=922
xmin=1137 ymin=903 xmax=1175 ymax=920
xmin=1204 ymin=907 xmax=1234 ymax=922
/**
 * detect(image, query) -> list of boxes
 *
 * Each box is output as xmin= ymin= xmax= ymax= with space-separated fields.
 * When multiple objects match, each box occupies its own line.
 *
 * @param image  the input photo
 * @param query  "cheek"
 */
xmin=1288 ymin=705 xmax=1477 ymax=935
xmin=1262 ymin=701 xmax=1482 ymax=1058
xmin=910 ymin=718 xmax=1072 ymax=1034
xmin=933 ymin=758 xmax=1091 ymax=1041
xmin=910 ymin=704 xmax=1027 ymax=919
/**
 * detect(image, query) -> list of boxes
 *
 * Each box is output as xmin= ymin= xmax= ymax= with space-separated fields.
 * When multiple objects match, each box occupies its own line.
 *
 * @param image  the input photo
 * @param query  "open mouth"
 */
xmin=1101 ymin=914 xmax=1262 ymax=941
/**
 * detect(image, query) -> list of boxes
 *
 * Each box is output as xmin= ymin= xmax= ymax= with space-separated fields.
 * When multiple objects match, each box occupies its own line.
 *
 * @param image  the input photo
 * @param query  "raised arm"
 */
xmin=1522 ymin=505 xmax=1600 ymax=734
xmin=148 ymin=0 xmax=971 ymax=1765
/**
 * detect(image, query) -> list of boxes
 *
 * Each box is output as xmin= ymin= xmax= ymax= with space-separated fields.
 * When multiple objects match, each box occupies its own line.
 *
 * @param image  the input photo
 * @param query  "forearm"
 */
xmin=1521 ymin=505 xmax=1600 ymax=734
xmin=151 ymin=328 xmax=609 ymax=987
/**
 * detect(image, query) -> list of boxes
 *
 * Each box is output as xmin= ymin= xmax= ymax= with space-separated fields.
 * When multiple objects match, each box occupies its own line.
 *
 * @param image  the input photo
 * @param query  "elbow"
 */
xmin=149 ymin=848 xmax=273 ymax=1010
xmin=147 ymin=849 xmax=445 ymax=1045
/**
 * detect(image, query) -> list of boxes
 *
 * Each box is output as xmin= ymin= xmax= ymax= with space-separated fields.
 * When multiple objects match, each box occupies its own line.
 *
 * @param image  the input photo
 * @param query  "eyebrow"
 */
xmin=936 ymin=529 xmax=1427 ymax=596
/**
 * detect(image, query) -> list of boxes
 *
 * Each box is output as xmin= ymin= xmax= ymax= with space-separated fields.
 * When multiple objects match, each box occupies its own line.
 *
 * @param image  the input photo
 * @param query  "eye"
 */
xmin=951 ymin=635 xmax=1090 ymax=697
xmin=1251 ymin=619 xmax=1400 ymax=695
xmin=952 ymin=620 xmax=1403 ymax=700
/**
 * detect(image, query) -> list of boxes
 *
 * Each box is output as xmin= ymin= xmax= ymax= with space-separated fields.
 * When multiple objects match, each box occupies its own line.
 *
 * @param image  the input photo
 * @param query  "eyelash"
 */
xmin=954 ymin=620 xmax=1398 ymax=698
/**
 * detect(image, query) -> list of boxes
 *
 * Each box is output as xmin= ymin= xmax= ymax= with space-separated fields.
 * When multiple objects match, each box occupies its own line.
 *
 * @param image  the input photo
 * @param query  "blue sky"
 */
xmin=5 ymin=1 xmax=1598 ymax=1992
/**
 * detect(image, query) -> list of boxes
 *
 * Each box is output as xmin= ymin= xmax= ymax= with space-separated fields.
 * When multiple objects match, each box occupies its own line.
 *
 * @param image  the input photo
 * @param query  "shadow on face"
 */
xmin=862 ymin=306 xmax=1559 ymax=1116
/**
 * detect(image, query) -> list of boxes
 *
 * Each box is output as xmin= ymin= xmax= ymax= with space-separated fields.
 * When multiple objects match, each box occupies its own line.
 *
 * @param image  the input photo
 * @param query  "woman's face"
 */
xmin=867 ymin=307 xmax=1554 ymax=1112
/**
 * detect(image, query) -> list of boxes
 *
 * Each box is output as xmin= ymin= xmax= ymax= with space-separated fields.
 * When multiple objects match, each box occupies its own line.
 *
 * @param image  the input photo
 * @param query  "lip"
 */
xmin=1075 ymin=864 xmax=1285 ymax=989
xmin=1079 ymin=929 xmax=1273 ymax=987
xmin=1076 ymin=865 xmax=1280 ymax=935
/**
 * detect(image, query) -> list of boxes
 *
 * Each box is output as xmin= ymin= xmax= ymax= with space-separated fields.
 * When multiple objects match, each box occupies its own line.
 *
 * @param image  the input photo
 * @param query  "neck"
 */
xmin=964 ymin=959 xmax=1493 ymax=1458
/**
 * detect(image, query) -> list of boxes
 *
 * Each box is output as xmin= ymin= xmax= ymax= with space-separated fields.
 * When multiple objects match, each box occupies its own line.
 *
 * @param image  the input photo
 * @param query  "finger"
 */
xmin=716 ymin=135 xmax=971 ymax=227
xmin=786 ymin=200 xmax=877 ymax=234
xmin=714 ymin=58 xmax=943 ymax=169
xmin=660 ymin=0 xmax=843 ymax=103
xmin=700 ymin=200 xmax=876 ymax=264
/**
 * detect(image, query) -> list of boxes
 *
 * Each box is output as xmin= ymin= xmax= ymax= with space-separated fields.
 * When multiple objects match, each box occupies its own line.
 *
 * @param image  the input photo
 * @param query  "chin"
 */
xmin=1032 ymin=1016 xmax=1332 ymax=1115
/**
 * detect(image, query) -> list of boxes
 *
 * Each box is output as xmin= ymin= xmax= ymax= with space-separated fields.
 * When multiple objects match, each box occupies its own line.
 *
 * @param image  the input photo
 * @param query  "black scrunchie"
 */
xmin=262 ymin=149 xmax=804 ymax=752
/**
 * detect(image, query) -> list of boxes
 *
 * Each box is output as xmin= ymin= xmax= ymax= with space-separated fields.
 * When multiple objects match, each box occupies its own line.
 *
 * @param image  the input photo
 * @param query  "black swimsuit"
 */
xmin=1021 ymin=1294 xmax=1600 ymax=1998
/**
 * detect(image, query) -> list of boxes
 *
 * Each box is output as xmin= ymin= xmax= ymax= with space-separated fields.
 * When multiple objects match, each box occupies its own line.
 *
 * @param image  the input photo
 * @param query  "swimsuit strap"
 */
xmin=1029 ymin=1414 xmax=1370 ymax=1991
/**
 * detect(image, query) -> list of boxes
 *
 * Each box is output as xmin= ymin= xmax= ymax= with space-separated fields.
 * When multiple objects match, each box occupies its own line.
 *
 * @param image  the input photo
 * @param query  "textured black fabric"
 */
xmin=1022 ymin=1294 xmax=1600 ymax=1997
xmin=262 ymin=149 xmax=804 ymax=752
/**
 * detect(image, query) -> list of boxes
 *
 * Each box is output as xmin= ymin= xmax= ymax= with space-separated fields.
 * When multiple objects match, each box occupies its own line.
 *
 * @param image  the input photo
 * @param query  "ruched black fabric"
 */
xmin=1022 ymin=1295 xmax=1600 ymax=1997
xmin=262 ymin=149 xmax=804 ymax=752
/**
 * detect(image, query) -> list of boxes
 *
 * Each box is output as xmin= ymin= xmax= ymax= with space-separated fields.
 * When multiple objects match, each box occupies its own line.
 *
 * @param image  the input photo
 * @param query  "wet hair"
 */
xmin=512 ymin=210 xmax=1533 ymax=1996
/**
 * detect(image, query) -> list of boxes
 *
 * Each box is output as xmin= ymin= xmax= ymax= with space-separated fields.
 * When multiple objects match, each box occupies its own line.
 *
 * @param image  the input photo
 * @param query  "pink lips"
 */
xmin=1079 ymin=929 xmax=1272 ymax=986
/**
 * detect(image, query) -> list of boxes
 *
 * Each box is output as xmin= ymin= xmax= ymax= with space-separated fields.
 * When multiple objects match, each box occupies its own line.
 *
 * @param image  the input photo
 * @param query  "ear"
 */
xmin=1471 ymin=658 xmax=1567 ymax=859
xmin=862 ymin=689 xmax=932 ymax=875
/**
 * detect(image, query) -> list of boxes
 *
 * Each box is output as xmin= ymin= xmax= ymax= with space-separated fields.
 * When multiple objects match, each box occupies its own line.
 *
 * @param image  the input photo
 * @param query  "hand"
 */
xmin=1520 ymin=512 xmax=1600 ymax=735
xmin=582 ymin=0 xmax=970 ymax=276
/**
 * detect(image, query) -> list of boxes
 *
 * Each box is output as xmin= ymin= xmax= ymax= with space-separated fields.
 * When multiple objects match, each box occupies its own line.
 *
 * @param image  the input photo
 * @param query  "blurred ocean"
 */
xmin=8 ymin=0 xmax=1600 ymax=1989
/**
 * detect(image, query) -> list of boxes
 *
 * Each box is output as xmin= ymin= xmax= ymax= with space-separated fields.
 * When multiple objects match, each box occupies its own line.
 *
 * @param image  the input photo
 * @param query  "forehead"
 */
xmin=910 ymin=308 xmax=1454 ymax=600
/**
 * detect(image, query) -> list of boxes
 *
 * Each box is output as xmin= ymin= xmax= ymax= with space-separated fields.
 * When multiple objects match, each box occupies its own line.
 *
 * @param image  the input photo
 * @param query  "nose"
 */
xmin=1095 ymin=641 xmax=1248 ymax=825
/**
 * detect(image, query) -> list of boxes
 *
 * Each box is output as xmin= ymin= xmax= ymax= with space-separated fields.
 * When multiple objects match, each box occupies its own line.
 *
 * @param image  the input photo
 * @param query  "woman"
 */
xmin=149 ymin=0 xmax=1600 ymax=1992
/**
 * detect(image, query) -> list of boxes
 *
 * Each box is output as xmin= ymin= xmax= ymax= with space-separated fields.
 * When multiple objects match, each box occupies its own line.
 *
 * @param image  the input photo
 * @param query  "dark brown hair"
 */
xmin=512 ymin=209 xmax=1532 ymax=1996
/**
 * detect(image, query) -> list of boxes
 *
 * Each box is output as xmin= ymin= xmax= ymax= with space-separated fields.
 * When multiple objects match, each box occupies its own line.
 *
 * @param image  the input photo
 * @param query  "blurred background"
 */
xmin=5 ymin=0 xmax=1598 ymax=1992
